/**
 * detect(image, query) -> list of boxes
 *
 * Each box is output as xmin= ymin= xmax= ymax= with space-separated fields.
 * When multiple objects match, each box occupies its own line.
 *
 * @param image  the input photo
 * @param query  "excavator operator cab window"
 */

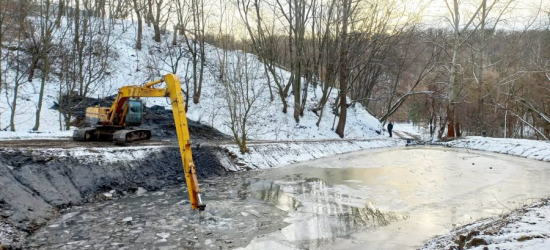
xmin=124 ymin=99 xmax=144 ymax=126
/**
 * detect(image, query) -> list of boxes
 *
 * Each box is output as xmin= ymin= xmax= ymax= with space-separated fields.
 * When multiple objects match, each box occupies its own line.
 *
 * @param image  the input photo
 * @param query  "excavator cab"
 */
xmin=123 ymin=99 xmax=144 ymax=126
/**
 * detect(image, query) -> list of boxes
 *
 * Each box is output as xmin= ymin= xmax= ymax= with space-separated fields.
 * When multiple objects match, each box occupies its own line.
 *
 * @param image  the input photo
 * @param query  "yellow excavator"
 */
xmin=73 ymin=74 xmax=205 ymax=211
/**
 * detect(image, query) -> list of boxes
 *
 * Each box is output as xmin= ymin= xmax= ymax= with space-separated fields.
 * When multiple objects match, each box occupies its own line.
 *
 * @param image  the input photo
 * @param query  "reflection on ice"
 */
xmin=249 ymin=177 xmax=407 ymax=249
xmin=249 ymin=181 xmax=300 ymax=212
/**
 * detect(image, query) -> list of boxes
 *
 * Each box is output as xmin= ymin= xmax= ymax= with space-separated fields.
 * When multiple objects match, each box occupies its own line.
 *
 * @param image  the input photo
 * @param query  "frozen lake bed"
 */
xmin=26 ymin=146 xmax=550 ymax=249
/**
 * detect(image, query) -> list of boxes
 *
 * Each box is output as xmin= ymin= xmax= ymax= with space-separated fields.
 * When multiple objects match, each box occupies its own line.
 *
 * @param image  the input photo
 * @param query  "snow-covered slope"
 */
xmin=0 ymin=19 xmax=383 ymax=140
xmin=440 ymin=136 xmax=550 ymax=162
xmin=222 ymin=138 xmax=405 ymax=171
xmin=420 ymin=199 xmax=550 ymax=250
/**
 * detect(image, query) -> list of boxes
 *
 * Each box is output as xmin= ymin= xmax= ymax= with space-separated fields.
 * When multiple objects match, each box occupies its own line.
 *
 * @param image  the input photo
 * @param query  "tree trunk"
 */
xmin=192 ymin=49 xmax=199 ymax=103
xmin=335 ymin=0 xmax=350 ymax=138
xmin=152 ymin=0 xmax=161 ymax=43
xmin=263 ymin=63 xmax=274 ymax=102
xmin=132 ymin=0 xmax=142 ymax=50
xmin=10 ymin=73 xmax=22 ymax=132
xmin=172 ymin=24 xmax=178 ymax=45
xmin=190 ymin=0 xmax=205 ymax=104
xmin=196 ymin=39 xmax=205 ymax=103
xmin=293 ymin=65 xmax=301 ymax=123
xmin=447 ymin=36 xmax=459 ymax=138
xmin=33 ymin=1 xmax=53 ymax=131
xmin=447 ymin=104 xmax=455 ymax=138
xmin=315 ymin=76 xmax=333 ymax=127
xmin=300 ymin=73 xmax=309 ymax=117
xmin=456 ymin=118 xmax=461 ymax=137
xmin=33 ymin=56 xmax=50 ymax=131
xmin=56 ymin=0 xmax=64 ymax=27
xmin=28 ymin=57 xmax=39 ymax=82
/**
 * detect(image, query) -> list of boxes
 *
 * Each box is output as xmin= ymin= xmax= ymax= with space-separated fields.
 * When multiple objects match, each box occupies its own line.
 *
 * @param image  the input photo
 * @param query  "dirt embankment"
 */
xmin=0 ymin=143 xmax=228 ymax=249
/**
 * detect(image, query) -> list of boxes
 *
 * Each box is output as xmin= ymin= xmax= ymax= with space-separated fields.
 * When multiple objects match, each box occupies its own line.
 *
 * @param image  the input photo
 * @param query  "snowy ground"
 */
xmin=222 ymin=138 xmax=405 ymax=171
xmin=420 ymin=199 xmax=550 ymax=250
xmin=440 ymin=136 xmax=550 ymax=162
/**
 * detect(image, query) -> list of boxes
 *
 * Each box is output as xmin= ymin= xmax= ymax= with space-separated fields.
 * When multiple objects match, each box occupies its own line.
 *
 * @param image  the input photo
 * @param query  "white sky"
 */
xmin=418 ymin=0 xmax=549 ymax=30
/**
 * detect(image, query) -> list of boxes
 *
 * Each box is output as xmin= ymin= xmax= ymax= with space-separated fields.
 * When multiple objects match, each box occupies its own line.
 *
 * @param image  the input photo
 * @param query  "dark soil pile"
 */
xmin=142 ymin=105 xmax=230 ymax=140
xmin=56 ymin=94 xmax=230 ymax=140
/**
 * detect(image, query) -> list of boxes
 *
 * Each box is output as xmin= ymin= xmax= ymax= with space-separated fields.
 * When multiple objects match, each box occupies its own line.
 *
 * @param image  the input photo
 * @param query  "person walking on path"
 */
xmin=387 ymin=121 xmax=393 ymax=138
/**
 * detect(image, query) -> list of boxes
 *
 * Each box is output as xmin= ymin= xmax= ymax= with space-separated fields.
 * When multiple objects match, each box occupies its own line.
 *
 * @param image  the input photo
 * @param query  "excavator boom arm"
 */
xmin=164 ymin=74 xmax=205 ymax=211
xmin=106 ymin=74 xmax=204 ymax=211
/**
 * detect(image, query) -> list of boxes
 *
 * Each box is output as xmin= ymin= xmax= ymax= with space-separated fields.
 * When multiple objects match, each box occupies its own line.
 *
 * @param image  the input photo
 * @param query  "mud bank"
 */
xmin=0 ymin=145 xmax=227 ymax=248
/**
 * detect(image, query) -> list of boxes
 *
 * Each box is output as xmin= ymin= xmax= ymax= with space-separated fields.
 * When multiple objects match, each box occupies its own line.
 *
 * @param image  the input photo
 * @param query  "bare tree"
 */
xmin=237 ymin=0 xmax=309 ymax=114
xmin=219 ymin=51 xmax=266 ymax=154
xmin=131 ymin=0 xmax=146 ymax=49
xmin=377 ymin=30 xmax=443 ymax=123
xmin=31 ymin=0 xmax=57 ymax=131
xmin=275 ymin=0 xmax=313 ymax=123
xmin=177 ymin=0 xmax=206 ymax=104
xmin=311 ymin=0 xmax=338 ymax=127
xmin=0 ymin=0 xmax=12 ymax=101
xmin=147 ymin=0 xmax=170 ymax=43
xmin=3 ymin=1 xmax=31 ymax=131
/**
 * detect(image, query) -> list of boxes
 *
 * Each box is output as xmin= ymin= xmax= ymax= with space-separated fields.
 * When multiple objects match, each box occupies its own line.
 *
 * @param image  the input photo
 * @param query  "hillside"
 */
xmin=0 ymin=19 xmax=383 ymax=141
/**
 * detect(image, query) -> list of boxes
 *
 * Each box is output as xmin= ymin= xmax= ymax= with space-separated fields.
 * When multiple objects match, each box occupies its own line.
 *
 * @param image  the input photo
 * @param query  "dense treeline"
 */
xmin=0 ymin=0 xmax=548 ymax=142
xmin=230 ymin=0 xmax=550 ymax=140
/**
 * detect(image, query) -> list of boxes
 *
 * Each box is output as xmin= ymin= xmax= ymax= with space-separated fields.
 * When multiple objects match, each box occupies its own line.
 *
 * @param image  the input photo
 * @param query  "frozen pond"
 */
xmin=26 ymin=147 xmax=550 ymax=249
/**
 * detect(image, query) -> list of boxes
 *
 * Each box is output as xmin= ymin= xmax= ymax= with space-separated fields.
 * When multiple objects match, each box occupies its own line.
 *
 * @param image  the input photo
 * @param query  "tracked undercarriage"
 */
xmin=73 ymin=127 xmax=152 ymax=145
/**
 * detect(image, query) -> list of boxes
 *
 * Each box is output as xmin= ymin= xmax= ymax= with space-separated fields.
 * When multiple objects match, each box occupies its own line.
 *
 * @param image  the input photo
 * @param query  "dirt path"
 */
xmin=0 ymin=137 xmax=393 ymax=149
xmin=393 ymin=130 xmax=420 ymax=140
xmin=0 ymin=139 xmax=175 ymax=149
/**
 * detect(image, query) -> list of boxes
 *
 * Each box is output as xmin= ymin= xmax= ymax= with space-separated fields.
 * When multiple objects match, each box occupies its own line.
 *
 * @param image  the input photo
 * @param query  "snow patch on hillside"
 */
xmin=440 ymin=137 xmax=550 ymax=162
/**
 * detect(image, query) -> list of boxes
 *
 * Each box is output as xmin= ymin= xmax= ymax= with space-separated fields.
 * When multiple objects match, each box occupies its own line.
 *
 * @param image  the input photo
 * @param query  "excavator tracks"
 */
xmin=113 ymin=129 xmax=152 ymax=145
xmin=73 ymin=128 xmax=151 ymax=145
xmin=73 ymin=128 xmax=99 ymax=141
